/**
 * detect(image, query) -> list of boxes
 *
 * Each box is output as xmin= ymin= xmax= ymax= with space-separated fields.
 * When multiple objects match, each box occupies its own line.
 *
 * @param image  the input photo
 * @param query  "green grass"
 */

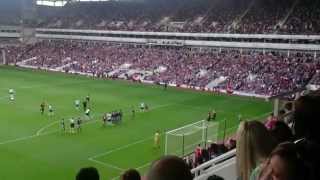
xmin=0 ymin=66 xmax=272 ymax=180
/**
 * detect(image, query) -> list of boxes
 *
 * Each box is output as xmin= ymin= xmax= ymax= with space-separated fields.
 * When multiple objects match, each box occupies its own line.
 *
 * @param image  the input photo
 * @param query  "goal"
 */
xmin=165 ymin=120 xmax=220 ymax=157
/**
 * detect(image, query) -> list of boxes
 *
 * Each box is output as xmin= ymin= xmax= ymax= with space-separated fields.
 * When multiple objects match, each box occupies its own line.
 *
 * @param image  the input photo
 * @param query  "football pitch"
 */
xmin=0 ymin=66 xmax=272 ymax=180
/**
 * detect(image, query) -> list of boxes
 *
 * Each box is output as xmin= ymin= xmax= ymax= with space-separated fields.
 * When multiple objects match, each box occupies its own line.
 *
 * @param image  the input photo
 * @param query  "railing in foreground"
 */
xmin=191 ymin=148 xmax=236 ymax=178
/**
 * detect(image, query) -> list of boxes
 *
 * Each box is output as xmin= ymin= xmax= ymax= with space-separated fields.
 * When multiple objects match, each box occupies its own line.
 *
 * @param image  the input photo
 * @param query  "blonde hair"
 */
xmin=236 ymin=120 xmax=276 ymax=180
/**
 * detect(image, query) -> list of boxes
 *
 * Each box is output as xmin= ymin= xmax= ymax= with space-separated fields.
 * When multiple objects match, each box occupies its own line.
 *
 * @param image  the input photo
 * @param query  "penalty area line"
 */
xmin=0 ymin=134 xmax=37 ymax=145
xmin=89 ymin=136 xmax=153 ymax=159
xmin=110 ymin=161 xmax=152 ymax=180
xmin=107 ymin=111 xmax=273 ymax=179
xmin=88 ymin=158 xmax=125 ymax=171
xmin=36 ymin=121 xmax=60 ymax=136
xmin=0 ymin=102 xmax=174 ymax=146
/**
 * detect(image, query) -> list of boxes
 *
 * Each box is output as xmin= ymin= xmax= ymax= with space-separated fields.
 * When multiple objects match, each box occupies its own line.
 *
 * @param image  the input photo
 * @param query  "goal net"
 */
xmin=165 ymin=120 xmax=220 ymax=157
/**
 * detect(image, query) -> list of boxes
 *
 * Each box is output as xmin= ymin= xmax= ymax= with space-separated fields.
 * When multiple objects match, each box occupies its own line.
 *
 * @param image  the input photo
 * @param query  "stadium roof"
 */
xmin=36 ymin=0 xmax=111 ymax=7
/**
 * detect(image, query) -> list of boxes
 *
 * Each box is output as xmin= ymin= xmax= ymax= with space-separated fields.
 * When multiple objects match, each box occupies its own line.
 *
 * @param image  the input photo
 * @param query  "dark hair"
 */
xmin=284 ymin=102 xmax=293 ymax=111
xmin=279 ymin=109 xmax=286 ymax=115
xmin=147 ymin=155 xmax=193 ymax=180
xmin=121 ymin=169 xmax=141 ymax=180
xmin=271 ymin=121 xmax=294 ymax=143
xmin=207 ymin=175 xmax=224 ymax=180
xmin=264 ymin=142 xmax=309 ymax=180
xmin=293 ymin=91 xmax=320 ymax=143
xmin=76 ymin=167 xmax=99 ymax=180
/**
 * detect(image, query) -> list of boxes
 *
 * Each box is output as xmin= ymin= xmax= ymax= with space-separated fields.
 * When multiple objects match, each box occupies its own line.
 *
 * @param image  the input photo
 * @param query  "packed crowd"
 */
xmin=3 ymin=40 xmax=319 ymax=96
xmin=184 ymin=139 xmax=236 ymax=169
xmin=309 ymin=70 xmax=320 ymax=86
xmin=75 ymin=91 xmax=320 ymax=180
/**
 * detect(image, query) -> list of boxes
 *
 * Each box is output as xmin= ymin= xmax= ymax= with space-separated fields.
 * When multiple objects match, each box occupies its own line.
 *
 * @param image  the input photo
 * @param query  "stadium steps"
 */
xmin=228 ymin=0 xmax=255 ymax=31
xmin=277 ymin=0 xmax=300 ymax=29
xmin=205 ymin=77 xmax=227 ymax=89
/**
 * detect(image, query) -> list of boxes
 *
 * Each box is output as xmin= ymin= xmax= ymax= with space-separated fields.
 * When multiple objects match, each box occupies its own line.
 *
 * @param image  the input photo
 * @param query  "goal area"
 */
xmin=165 ymin=120 xmax=220 ymax=157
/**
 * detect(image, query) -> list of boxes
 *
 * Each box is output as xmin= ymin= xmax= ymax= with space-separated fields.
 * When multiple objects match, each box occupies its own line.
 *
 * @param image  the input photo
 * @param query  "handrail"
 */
xmin=191 ymin=148 xmax=236 ymax=177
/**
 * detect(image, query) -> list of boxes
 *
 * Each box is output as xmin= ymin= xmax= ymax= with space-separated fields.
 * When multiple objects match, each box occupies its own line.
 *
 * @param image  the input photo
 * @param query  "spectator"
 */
xmin=225 ymin=138 xmax=236 ymax=150
xmin=265 ymin=113 xmax=278 ymax=130
xmin=76 ymin=167 xmax=99 ymax=180
xmin=236 ymin=121 xmax=277 ymax=180
xmin=121 ymin=169 xmax=141 ymax=180
xmin=270 ymin=121 xmax=294 ymax=144
xmin=194 ymin=144 xmax=202 ymax=166
xmin=147 ymin=155 xmax=193 ymax=180
xmin=259 ymin=142 xmax=310 ymax=180
xmin=5 ymin=40 xmax=319 ymax=96
xmin=290 ymin=91 xmax=320 ymax=180
xmin=207 ymin=175 xmax=224 ymax=180
xmin=293 ymin=91 xmax=320 ymax=143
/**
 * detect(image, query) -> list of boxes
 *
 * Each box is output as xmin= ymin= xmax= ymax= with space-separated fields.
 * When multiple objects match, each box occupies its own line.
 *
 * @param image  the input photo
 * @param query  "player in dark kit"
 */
xmin=82 ymin=100 xmax=87 ymax=111
xmin=70 ymin=118 xmax=75 ymax=134
xmin=40 ymin=102 xmax=45 ymax=115
xmin=207 ymin=112 xmax=212 ymax=122
xmin=61 ymin=118 xmax=65 ymax=132
xmin=85 ymin=95 xmax=90 ymax=103
xmin=102 ymin=114 xmax=107 ymax=126
xmin=131 ymin=106 xmax=135 ymax=119
xmin=76 ymin=118 xmax=82 ymax=132
xmin=119 ymin=110 xmax=123 ymax=121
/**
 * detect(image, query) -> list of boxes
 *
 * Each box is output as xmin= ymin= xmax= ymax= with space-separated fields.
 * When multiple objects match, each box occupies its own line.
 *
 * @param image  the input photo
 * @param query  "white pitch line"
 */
xmin=0 ymin=80 xmax=93 ymax=91
xmin=100 ymin=111 xmax=273 ymax=180
xmin=36 ymin=121 xmax=60 ymax=136
xmin=0 ymin=134 xmax=37 ymax=145
xmin=111 ymin=175 xmax=121 ymax=180
xmin=89 ymin=136 xmax=153 ymax=159
xmin=110 ymin=162 xmax=152 ymax=180
xmin=88 ymin=158 xmax=125 ymax=171
xmin=0 ymin=102 xmax=177 ymax=146
xmin=36 ymin=111 xmax=103 ymax=137
xmin=136 ymin=162 xmax=152 ymax=170
xmin=0 ymin=106 xmax=270 ymax=146
xmin=0 ymin=116 xmax=100 ymax=145
xmin=0 ymin=80 xmax=94 ymax=103
xmin=0 ymin=95 xmax=9 ymax=100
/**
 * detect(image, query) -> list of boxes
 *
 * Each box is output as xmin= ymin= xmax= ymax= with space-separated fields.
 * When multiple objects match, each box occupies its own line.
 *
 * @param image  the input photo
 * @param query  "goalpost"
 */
xmin=165 ymin=120 xmax=220 ymax=157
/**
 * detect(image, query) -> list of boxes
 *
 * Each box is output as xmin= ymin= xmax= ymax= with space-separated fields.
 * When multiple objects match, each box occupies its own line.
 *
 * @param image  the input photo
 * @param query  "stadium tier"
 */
xmin=1 ymin=0 xmax=320 ymax=180
xmin=0 ymin=0 xmax=320 ymax=34
xmin=3 ymin=40 xmax=319 ymax=96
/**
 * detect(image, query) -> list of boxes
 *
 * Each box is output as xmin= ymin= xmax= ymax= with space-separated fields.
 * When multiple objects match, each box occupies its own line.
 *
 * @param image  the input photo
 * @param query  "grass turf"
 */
xmin=0 ymin=66 xmax=272 ymax=180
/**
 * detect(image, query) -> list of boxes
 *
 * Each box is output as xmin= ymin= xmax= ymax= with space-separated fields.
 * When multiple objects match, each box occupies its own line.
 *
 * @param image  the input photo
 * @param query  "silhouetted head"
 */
xmin=293 ymin=91 xmax=320 ymax=143
xmin=147 ymin=155 xmax=193 ymax=180
xmin=76 ymin=167 xmax=99 ymax=180
xmin=121 ymin=169 xmax=141 ymax=180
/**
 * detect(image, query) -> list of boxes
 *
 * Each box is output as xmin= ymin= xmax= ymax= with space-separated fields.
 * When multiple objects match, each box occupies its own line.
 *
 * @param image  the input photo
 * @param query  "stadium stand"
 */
xmin=4 ymin=40 xmax=319 ymax=96
xmin=1 ymin=0 xmax=320 ymax=34
xmin=1 ymin=0 xmax=320 ymax=179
